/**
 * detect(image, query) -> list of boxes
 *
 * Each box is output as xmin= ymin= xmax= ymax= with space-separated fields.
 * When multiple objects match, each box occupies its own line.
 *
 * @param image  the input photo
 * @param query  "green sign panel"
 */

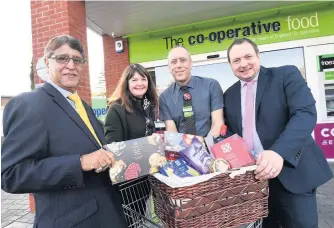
xmin=129 ymin=4 xmax=334 ymax=63
xmin=325 ymin=71 xmax=334 ymax=81
xmin=92 ymin=97 xmax=108 ymax=123
xmin=317 ymin=54 xmax=334 ymax=81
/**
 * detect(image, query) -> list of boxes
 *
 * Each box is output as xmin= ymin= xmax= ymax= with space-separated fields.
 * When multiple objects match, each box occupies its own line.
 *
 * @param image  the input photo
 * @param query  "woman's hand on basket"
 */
xmin=254 ymin=150 xmax=283 ymax=180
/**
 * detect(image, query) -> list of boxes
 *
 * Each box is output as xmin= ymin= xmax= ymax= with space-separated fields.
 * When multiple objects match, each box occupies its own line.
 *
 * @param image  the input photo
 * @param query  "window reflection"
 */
xmin=260 ymin=48 xmax=306 ymax=78
xmin=155 ymin=66 xmax=173 ymax=96
xmin=155 ymin=63 xmax=237 ymax=95
xmin=326 ymin=85 xmax=334 ymax=116
xmin=192 ymin=63 xmax=237 ymax=93
xmin=154 ymin=47 xmax=306 ymax=95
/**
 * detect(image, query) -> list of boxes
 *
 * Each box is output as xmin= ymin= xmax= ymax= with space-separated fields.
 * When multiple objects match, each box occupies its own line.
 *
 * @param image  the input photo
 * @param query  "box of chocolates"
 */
xmin=210 ymin=134 xmax=256 ymax=169
xmin=164 ymin=132 xmax=206 ymax=161
xmin=104 ymin=133 xmax=166 ymax=184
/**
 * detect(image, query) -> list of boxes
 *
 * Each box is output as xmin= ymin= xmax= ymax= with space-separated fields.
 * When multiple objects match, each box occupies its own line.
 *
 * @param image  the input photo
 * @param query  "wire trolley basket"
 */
xmin=118 ymin=176 xmax=263 ymax=228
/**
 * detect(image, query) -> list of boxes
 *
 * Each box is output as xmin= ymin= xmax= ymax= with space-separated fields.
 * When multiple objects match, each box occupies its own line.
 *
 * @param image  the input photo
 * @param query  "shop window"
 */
xmin=154 ymin=47 xmax=306 ymax=95
xmin=155 ymin=66 xmax=173 ymax=95
xmin=317 ymin=53 xmax=334 ymax=119
xmin=154 ymin=63 xmax=237 ymax=95
xmin=325 ymin=85 xmax=334 ymax=117
xmin=192 ymin=63 xmax=237 ymax=93
xmin=148 ymin=70 xmax=156 ymax=86
xmin=260 ymin=47 xmax=306 ymax=78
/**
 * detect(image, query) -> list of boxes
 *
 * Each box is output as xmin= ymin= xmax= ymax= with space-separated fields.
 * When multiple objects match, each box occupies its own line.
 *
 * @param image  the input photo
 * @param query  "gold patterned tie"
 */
xmin=68 ymin=93 xmax=102 ymax=147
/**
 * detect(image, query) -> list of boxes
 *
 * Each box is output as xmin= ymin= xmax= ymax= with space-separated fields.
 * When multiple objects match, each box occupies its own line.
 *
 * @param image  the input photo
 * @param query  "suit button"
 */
xmin=295 ymin=151 xmax=301 ymax=160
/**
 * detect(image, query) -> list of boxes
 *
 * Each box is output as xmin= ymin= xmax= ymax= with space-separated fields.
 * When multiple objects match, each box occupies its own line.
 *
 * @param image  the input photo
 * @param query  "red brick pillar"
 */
xmin=31 ymin=0 xmax=92 ymax=104
xmin=103 ymin=35 xmax=130 ymax=99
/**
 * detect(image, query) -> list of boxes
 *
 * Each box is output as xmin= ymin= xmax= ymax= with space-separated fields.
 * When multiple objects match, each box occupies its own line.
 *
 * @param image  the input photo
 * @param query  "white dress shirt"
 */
xmin=47 ymin=80 xmax=76 ymax=110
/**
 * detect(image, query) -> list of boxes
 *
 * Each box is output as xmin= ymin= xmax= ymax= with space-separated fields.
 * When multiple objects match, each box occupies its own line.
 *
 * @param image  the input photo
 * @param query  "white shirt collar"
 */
xmin=47 ymin=79 xmax=76 ymax=98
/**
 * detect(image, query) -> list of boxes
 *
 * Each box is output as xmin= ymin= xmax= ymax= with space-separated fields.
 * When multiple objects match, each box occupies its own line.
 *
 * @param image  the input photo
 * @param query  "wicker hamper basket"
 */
xmin=149 ymin=171 xmax=269 ymax=228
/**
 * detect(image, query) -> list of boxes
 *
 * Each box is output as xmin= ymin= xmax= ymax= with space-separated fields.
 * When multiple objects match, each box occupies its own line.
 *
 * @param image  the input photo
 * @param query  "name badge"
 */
xmin=154 ymin=121 xmax=165 ymax=129
xmin=182 ymin=106 xmax=193 ymax=113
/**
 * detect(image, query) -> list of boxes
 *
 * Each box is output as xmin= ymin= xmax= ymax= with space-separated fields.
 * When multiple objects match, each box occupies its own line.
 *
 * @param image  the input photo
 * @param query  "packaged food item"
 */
xmin=164 ymin=132 xmax=205 ymax=161
xmin=104 ymin=133 xmax=166 ymax=184
xmin=210 ymin=158 xmax=230 ymax=173
xmin=159 ymin=158 xmax=200 ymax=178
xmin=109 ymin=160 xmax=127 ymax=183
xmin=179 ymin=143 xmax=214 ymax=174
xmin=210 ymin=134 xmax=256 ymax=169
xmin=124 ymin=162 xmax=142 ymax=180
xmin=149 ymin=153 xmax=167 ymax=173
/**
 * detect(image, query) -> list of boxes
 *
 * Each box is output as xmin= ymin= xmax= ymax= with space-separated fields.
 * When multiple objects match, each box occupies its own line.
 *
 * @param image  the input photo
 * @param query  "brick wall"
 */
xmin=30 ymin=0 xmax=91 ymax=104
xmin=103 ymin=35 xmax=130 ymax=99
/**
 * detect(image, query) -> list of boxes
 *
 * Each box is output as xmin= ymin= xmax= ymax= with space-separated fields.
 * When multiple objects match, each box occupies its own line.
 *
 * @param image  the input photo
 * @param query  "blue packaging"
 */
xmin=159 ymin=158 xmax=200 ymax=178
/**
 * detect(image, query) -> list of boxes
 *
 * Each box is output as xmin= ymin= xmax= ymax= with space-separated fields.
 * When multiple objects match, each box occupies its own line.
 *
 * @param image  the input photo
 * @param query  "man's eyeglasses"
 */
xmin=49 ymin=55 xmax=86 ymax=65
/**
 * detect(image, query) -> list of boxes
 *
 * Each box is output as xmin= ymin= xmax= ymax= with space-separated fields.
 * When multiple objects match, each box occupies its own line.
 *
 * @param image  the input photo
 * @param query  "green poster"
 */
xmin=92 ymin=97 xmax=108 ymax=123
xmin=128 ymin=3 xmax=334 ymax=63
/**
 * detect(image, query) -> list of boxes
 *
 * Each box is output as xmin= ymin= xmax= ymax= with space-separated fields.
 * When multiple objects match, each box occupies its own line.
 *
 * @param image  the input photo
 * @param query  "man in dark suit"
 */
xmin=224 ymin=38 xmax=333 ymax=228
xmin=1 ymin=35 xmax=127 ymax=228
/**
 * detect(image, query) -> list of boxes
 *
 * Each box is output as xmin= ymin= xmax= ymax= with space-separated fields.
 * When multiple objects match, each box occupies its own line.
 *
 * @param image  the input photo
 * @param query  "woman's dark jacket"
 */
xmin=104 ymin=98 xmax=156 ymax=143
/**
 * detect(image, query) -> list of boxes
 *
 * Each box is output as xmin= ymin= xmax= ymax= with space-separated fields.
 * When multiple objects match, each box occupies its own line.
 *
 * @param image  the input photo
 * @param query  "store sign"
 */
xmin=92 ymin=97 xmax=108 ymax=123
xmin=325 ymin=71 xmax=334 ymax=81
xmin=318 ymin=55 xmax=334 ymax=71
xmin=129 ymin=6 xmax=334 ymax=63
xmin=314 ymin=123 xmax=334 ymax=159
xmin=318 ymin=54 xmax=334 ymax=81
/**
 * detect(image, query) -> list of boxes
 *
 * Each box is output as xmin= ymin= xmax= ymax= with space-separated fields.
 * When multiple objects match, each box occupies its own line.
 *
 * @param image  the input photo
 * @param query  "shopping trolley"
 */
xmin=119 ymin=177 xmax=263 ymax=228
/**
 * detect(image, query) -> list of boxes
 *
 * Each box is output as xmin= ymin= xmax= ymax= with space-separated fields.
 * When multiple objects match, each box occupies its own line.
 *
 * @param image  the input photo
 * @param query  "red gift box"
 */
xmin=210 ymin=134 xmax=255 ymax=169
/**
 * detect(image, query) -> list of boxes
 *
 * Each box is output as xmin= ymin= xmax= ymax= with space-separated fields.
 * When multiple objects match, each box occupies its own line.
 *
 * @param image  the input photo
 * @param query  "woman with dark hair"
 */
xmin=104 ymin=63 xmax=158 ymax=224
xmin=105 ymin=63 xmax=158 ymax=142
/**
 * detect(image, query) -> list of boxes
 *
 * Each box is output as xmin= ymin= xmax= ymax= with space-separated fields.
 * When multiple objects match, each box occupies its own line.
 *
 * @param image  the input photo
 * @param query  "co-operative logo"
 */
xmin=221 ymin=143 xmax=232 ymax=153
xmin=321 ymin=128 xmax=334 ymax=138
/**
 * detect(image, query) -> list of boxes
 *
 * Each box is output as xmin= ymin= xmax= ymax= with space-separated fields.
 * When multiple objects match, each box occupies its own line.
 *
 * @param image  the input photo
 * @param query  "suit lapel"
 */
xmin=233 ymin=82 xmax=243 ymax=135
xmin=42 ymin=83 xmax=100 ymax=148
xmin=255 ymin=66 xmax=270 ymax=114
xmin=83 ymin=101 xmax=106 ymax=146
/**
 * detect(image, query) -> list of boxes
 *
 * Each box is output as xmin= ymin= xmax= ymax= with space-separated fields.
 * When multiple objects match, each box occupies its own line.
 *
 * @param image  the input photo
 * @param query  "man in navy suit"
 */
xmin=1 ymin=35 xmax=127 ymax=228
xmin=224 ymin=38 xmax=333 ymax=228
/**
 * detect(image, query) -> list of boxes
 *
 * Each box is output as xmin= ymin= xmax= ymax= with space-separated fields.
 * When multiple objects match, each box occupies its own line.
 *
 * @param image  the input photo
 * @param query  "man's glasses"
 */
xmin=49 ymin=55 xmax=86 ymax=65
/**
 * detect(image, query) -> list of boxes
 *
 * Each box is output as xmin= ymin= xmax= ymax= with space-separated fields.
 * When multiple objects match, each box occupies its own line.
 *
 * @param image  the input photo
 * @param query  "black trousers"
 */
xmin=263 ymin=178 xmax=318 ymax=228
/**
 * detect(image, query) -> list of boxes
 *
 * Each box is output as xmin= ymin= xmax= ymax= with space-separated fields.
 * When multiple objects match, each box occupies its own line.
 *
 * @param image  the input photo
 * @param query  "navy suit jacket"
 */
xmin=1 ymin=83 xmax=127 ymax=228
xmin=224 ymin=65 xmax=333 ymax=194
